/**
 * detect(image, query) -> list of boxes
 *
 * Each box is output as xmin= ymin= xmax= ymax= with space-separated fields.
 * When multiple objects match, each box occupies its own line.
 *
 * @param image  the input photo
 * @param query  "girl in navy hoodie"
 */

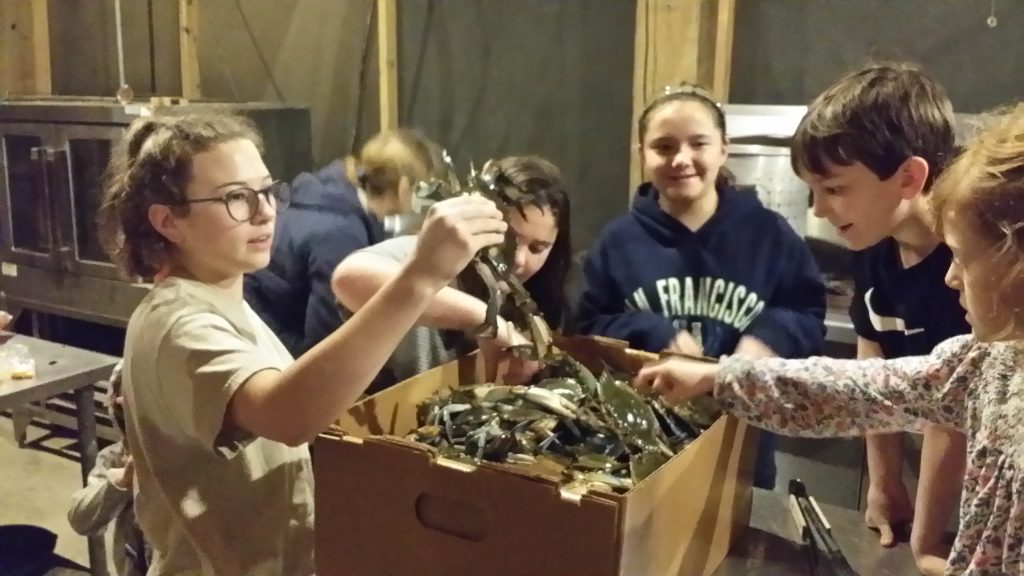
xmin=576 ymin=85 xmax=827 ymax=488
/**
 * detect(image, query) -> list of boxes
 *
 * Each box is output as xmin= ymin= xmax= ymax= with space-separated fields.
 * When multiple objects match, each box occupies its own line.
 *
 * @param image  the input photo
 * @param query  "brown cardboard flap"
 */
xmin=554 ymin=334 xmax=653 ymax=373
xmin=336 ymin=356 xmax=468 ymax=437
xmin=315 ymin=432 xmax=623 ymax=576
xmin=619 ymin=416 xmax=755 ymax=576
xmin=553 ymin=334 xmax=717 ymax=374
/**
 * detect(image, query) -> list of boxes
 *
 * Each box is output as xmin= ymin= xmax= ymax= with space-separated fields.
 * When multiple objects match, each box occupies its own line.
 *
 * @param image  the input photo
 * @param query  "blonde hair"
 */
xmin=932 ymin=103 xmax=1024 ymax=339
xmin=97 ymin=113 xmax=263 ymax=280
xmin=343 ymin=128 xmax=444 ymax=198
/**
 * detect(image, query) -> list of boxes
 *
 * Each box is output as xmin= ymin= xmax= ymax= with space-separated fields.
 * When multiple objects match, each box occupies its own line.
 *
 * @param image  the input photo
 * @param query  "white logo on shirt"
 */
xmin=624 ymin=276 xmax=765 ymax=331
xmin=865 ymin=288 xmax=925 ymax=335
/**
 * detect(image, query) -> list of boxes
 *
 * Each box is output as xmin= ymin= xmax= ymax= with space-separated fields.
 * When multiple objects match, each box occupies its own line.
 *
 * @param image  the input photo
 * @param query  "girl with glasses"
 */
xmin=97 ymin=112 xmax=506 ymax=575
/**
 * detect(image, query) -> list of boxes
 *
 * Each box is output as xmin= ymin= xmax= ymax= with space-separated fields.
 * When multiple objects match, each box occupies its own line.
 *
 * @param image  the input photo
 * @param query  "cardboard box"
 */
xmin=314 ymin=336 xmax=757 ymax=576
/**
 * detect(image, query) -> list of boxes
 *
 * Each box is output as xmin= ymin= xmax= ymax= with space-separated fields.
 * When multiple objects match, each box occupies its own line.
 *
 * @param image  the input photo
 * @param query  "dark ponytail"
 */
xmin=124 ymin=118 xmax=165 ymax=167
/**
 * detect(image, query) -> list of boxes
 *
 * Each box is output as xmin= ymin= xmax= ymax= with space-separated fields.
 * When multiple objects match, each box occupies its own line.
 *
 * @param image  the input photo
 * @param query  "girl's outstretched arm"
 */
xmin=637 ymin=335 xmax=974 ymax=437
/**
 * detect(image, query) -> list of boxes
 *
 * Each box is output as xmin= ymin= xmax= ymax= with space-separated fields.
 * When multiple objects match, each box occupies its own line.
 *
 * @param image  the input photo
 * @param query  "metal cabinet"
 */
xmin=1 ymin=123 xmax=124 ymax=280
xmin=0 ymin=97 xmax=312 ymax=326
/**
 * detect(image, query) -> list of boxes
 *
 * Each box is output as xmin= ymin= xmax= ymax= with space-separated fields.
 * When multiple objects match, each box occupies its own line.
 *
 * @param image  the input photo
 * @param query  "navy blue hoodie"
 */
xmin=576 ymin=184 xmax=826 ymax=359
xmin=244 ymin=162 xmax=383 ymax=356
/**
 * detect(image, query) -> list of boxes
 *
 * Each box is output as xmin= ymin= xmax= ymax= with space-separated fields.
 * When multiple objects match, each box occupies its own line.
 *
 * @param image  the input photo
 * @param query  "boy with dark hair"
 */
xmin=792 ymin=62 xmax=969 ymax=575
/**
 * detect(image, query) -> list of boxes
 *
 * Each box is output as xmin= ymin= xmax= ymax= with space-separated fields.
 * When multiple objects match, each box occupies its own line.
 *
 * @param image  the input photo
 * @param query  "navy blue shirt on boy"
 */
xmin=244 ymin=162 xmax=383 ymax=357
xmin=576 ymin=183 xmax=826 ymax=360
xmin=850 ymin=238 xmax=969 ymax=357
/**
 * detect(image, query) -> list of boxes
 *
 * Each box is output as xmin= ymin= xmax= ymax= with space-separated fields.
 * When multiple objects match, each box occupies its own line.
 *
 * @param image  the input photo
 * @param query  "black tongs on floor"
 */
xmin=788 ymin=479 xmax=858 ymax=576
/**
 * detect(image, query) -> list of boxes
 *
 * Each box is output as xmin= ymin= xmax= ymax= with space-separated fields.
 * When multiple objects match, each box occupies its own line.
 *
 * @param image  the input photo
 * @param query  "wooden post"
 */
xmin=179 ymin=0 xmax=201 ymax=99
xmin=711 ymin=0 xmax=735 ymax=100
xmin=629 ymin=0 xmax=735 ymax=192
xmin=29 ymin=0 xmax=51 ymax=94
xmin=377 ymin=0 xmax=399 ymax=131
xmin=0 ymin=0 xmax=52 ymax=96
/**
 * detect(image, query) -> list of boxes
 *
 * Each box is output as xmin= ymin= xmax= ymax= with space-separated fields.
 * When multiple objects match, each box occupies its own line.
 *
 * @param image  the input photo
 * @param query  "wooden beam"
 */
xmin=30 ymin=0 xmax=51 ymax=94
xmin=0 ymin=0 xmax=52 ymax=96
xmin=179 ymin=0 xmax=201 ymax=99
xmin=630 ymin=0 xmax=648 ymax=192
xmin=711 ymin=0 xmax=735 ymax=100
xmin=377 ymin=0 xmax=398 ymax=131
xmin=629 ymin=0 xmax=736 ymax=192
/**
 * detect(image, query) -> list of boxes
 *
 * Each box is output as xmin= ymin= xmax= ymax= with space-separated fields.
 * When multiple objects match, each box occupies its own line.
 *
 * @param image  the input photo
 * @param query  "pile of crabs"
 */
xmin=408 ymin=351 xmax=720 ymax=495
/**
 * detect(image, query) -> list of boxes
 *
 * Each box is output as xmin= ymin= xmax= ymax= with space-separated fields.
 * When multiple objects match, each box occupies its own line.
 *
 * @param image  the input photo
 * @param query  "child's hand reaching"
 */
xmin=634 ymin=357 xmax=719 ymax=404
xmin=107 ymin=456 xmax=134 ymax=490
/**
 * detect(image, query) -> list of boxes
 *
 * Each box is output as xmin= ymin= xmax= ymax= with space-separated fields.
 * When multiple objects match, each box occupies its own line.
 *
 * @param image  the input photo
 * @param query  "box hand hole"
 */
xmin=414 ymin=493 xmax=488 ymax=542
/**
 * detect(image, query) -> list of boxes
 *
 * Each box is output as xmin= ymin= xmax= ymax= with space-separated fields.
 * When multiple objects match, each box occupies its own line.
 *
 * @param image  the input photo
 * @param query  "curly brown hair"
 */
xmin=932 ymin=103 xmax=1024 ymax=340
xmin=97 ymin=113 xmax=263 ymax=280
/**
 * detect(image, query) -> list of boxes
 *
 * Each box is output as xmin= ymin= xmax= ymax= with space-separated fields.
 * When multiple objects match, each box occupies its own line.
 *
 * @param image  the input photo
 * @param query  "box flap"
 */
xmin=553 ymin=334 xmax=654 ymax=373
xmin=553 ymin=334 xmax=716 ymax=374
xmin=335 ymin=355 xmax=474 ymax=438
xmin=618 ymin=416 xmax=756 ymax=576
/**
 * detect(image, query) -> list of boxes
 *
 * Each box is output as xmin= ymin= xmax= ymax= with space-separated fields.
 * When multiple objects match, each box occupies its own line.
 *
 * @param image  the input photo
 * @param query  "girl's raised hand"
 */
xmin=407 ymin=196 xmax=507 ymax=289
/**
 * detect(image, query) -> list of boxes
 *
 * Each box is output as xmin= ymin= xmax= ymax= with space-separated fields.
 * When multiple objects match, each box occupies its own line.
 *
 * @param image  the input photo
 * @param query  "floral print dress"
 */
xmin=715 ymin=335 xmax=1024 ymax=575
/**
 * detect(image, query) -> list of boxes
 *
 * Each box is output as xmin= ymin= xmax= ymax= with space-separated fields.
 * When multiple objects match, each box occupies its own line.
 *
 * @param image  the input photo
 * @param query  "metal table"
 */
xmin=715 ymin=488 xmax=919 ymax=575
xmin=0 ymin=334 xmax=119 ymax=576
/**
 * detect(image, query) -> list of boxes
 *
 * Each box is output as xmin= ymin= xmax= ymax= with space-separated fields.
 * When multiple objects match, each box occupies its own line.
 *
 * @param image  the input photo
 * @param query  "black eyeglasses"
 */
xmin=180 ymin=181 xmax=290 ymax=222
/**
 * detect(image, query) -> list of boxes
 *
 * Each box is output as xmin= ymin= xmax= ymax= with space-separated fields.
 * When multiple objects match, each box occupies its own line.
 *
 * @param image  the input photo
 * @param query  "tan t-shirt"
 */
xmin=122 ymin=277 xmax=314 ymax=576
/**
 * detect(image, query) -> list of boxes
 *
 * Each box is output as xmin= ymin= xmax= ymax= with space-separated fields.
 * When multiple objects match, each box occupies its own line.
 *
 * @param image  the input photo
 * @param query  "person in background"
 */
xmin=244 ymin=128 xmax=446 ymax=357
xmin=634 ymin=101 xmax=1024 ymax=575
xmin=575 ymin=83 xmax=827 ymax=490
xmin=67 ymin=361 xmax=150 ymax=576
xmin=97 ymin=112 xmax=506 ymax=574
xmin=792 ymin=63 xmax=969 ymax=574
xmin=333 ymin=155 xmax=573 ymax=389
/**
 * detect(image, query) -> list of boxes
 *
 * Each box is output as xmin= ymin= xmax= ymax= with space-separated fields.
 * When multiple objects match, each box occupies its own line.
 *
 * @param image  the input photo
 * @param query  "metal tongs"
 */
xmin=410 ymin=154 xmax=554 ymax=362
xmin=789 ymin=479 xmax=858 ymax=576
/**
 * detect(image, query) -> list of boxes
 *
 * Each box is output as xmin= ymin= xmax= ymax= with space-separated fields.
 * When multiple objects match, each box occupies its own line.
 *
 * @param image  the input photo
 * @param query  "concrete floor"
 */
xmin=0 ymin=415 xmax=98 ymax=575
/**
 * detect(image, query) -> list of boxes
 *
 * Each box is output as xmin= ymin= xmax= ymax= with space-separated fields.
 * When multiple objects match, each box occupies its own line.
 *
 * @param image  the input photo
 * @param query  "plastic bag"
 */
xmin=0 ymin=343 xmax=35 ymax=379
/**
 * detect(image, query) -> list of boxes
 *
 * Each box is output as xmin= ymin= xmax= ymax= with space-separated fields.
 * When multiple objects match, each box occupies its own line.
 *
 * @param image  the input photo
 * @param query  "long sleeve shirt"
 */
xmin=715 ymin=335 xmax=1023 ymax=575
xmin=67 ymin=442 xmax=147 ymax=576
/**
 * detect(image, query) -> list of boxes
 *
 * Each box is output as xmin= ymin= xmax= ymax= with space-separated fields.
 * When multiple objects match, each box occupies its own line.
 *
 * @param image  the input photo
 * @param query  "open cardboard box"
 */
xmin=314 ymin=335 xmax=757 ymax=576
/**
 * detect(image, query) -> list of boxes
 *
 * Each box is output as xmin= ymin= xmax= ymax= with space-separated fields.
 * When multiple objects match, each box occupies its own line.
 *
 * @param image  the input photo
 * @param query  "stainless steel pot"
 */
xmin=725 ymin=143 xmax=809 ymax=236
